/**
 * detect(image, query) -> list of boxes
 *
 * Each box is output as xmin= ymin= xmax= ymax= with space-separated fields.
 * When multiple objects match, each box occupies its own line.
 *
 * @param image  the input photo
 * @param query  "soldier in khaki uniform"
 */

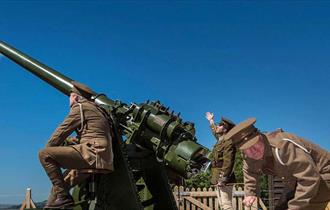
xmin=206 ymin=112 xmax=236 ymax=210
xmin=38 ymin=81 xmax=114 ymax=209
xmin=224 ymin=118 xmax=330 ymax=210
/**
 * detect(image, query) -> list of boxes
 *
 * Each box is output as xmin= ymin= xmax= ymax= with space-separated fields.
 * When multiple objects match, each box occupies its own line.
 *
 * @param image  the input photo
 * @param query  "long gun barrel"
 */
xmin=0 ymin=41 xmax=114 ymax=108
xmin=0 ymin=41 xmax=73 ymax=95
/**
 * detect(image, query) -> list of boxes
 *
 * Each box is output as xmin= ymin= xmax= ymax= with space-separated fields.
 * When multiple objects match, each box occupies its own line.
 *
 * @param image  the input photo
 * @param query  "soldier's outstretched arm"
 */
xmin=242 ymin=157 xmax=263 ymax=207
xmin=46 ymin=103 xmax=81 ymax=147
xmin=242 ymin=157 xmax=261 ymax=196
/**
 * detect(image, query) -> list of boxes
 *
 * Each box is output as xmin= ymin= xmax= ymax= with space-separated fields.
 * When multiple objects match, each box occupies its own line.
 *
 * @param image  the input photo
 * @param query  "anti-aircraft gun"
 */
xmin=0 ymin=41 xmax=210 ymax=210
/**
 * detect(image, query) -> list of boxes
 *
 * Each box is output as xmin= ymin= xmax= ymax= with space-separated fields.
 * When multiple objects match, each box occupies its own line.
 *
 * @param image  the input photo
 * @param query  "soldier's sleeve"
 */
xmin=46 ymin=104 xmax=81 ymax=147
xmin=220 ymin=140 xmax=236 ymax=178
xmin=279 ymin=141 xmax=321 ymax=209
xmin=243 ymin=157 xmax=261 ymax=196
xmin=210 ymin=124 xmax=217 ymax=138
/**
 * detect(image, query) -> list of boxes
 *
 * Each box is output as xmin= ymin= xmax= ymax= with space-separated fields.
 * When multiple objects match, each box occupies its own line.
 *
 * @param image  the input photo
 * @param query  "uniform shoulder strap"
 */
xmin=282 ymin=138 xmax=311 ymax=154
xmin=275 ymin=137 xmax=311 ymax=166
xmin=275 ymin=147 xmax=285 ymax=166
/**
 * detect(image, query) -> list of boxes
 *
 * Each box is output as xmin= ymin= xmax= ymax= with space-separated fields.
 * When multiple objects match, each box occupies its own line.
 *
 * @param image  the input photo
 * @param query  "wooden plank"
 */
xmin=184 ymin=197 xmax=212 ymax=210
xmin=191 ymin=188 xmax=196 ymax=210
xmin=202 ymin=187 xmax=207 ymax=210
xmin=179 ymin=186 xmax=185 ymax=210
xmin=184 ymin=191 xmax=217 ymax=197
xmin=232 ymin=196 xmax=237 ymax=210
xmin=214 ymin=187 xmax=219 ymax=210
xmin=173 ymin=185 xmax=179 ymax=208
xmin=208 ymin=187 xmax=213 ymax=210
xmin=232 ymin=185 xmax=237 ymax=210
xmin=237 ymin=186 xmax=243 ymax=210
xmin=215 ymin=186 xmax=222 ymax=210
xmin=185 ymin=188 xmax=190 ymax=210
xmin=196 ymin=187 xmax=201 ymax=210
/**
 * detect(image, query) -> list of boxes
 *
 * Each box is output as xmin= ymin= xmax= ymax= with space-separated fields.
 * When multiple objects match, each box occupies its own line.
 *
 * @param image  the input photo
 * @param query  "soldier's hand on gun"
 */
xmin=205 ymin=112 xmax=214 ymax=121
xmin=243 ymin=195 xmax=257 ymax=207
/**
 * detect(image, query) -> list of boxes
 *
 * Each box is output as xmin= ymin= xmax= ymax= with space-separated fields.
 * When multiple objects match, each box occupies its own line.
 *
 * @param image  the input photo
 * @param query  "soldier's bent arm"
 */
xmin=279 ymin=142 xmax=321 ymax=209
xmin=46 ymin=104 xmax=82 ymax=147
xmin=243 ymin=158 xmax=261 ymax=196
xmin=210 ymin=123 xmax=217 ymax=138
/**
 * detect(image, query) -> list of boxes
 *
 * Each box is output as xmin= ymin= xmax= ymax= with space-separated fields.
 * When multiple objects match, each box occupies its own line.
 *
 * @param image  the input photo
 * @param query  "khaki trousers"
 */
xmin=39 ymin=146 xmax=93 ymax=202
xmin=217 ymin=185 xmax=233 ymax=210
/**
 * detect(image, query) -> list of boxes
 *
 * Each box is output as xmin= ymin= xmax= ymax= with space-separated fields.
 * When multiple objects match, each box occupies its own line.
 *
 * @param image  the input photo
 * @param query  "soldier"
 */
xmin=206 ymin=112 xmax=236 ymax=210
xmin=38 ymin=81 xmax=114 ymax=209
xmin=224 ymin=118 xmax=330 ymax=210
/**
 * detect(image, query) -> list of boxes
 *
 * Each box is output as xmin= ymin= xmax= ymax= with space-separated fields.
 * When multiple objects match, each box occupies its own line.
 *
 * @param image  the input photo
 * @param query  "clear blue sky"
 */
xmin=0 ymin=1 xmax=330 ymax=204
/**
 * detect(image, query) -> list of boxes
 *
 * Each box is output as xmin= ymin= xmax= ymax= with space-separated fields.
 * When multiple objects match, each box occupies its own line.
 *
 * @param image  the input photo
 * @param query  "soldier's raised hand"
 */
xmin=205 ymin=112 xmax=214 ymax=121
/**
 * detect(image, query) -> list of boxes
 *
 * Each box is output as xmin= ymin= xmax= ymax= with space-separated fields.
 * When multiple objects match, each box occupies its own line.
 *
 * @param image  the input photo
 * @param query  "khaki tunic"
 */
xmin=46 ymin=99 xmax=114 ymax=171
xmin=210 ymin=124 xmax=236 ymax=185
xmin=243 ymin=130 xmax=330 ymax=209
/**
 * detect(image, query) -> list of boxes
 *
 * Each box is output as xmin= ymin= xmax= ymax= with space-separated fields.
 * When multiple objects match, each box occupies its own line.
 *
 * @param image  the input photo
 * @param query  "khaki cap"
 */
xmin=224 ymin=118 xmax=259 ymax=150
xmin=71 ymin=81 xmax=95 ymax=99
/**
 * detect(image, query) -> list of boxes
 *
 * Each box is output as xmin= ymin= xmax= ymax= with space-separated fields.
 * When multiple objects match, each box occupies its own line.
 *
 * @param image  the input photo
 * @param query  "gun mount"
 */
xmin=0 ymin=41 xmax=210 ymax=210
